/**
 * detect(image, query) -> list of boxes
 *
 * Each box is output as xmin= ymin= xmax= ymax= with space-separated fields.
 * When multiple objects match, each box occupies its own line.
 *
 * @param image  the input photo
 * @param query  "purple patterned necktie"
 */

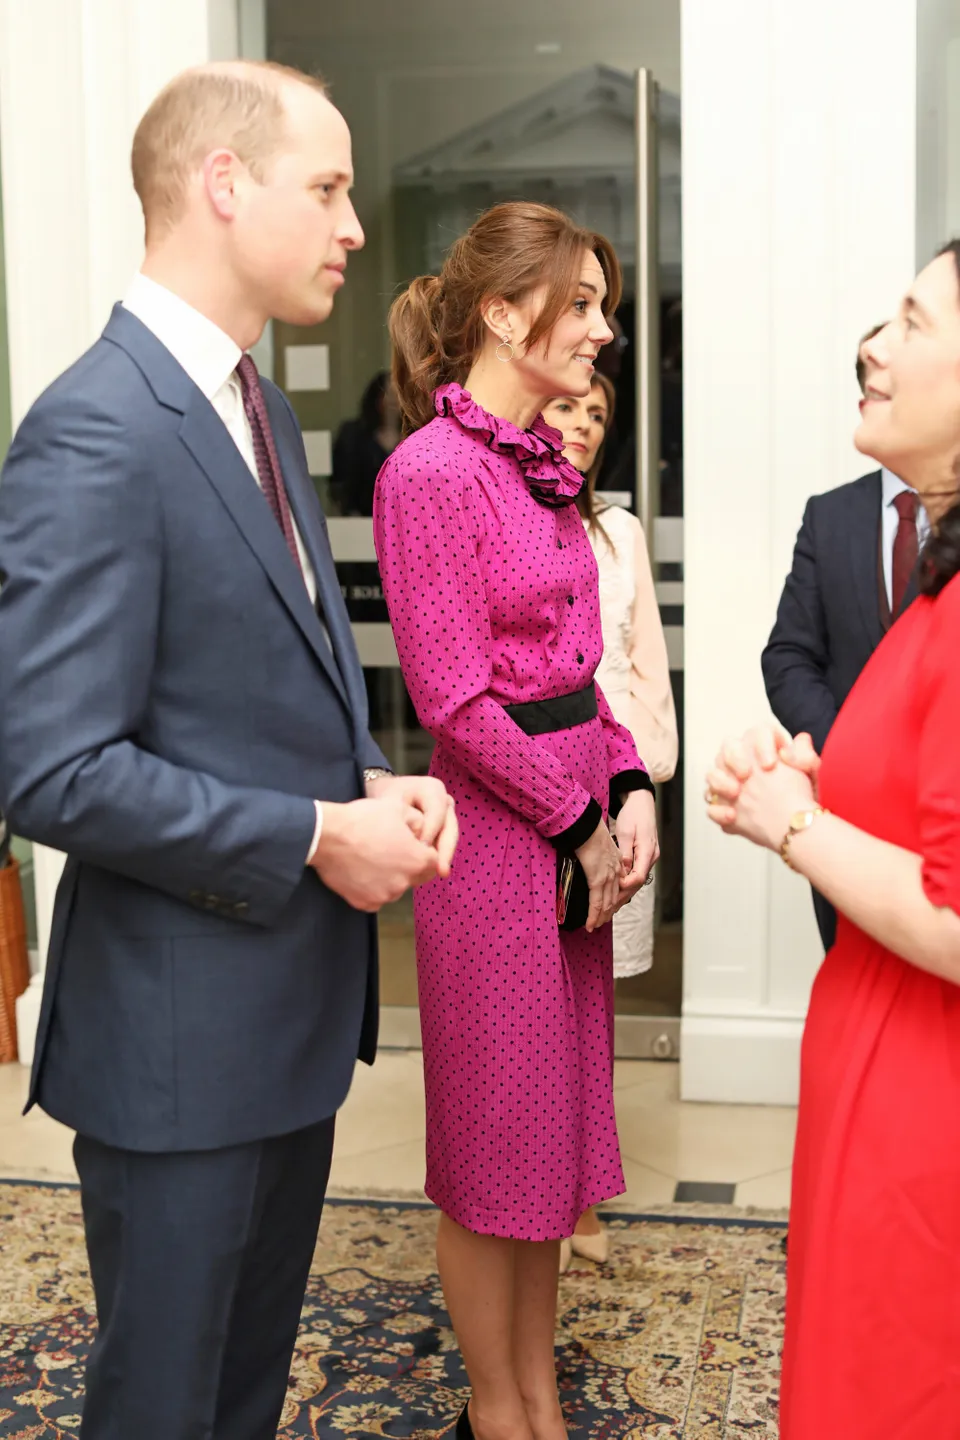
xmin=235 ymin=353 xmax=303 ymax=575
xmin=891 ymin=490 xmax=919 ymax=617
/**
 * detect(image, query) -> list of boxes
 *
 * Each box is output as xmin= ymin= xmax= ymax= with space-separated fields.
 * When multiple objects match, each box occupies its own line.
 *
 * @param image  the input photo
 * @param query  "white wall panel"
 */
xmin=681 ymin=0 xmax=917 ymax=1100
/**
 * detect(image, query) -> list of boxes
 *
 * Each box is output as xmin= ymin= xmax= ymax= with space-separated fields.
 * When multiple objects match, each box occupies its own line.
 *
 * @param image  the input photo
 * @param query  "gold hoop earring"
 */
xmin=496 ymin=336 xmax=514 ymax=363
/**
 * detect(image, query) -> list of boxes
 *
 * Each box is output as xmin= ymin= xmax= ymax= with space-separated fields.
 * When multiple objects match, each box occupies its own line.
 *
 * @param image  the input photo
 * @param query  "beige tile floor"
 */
xmin=0 ymin=1052 xmax=795 ymax=1210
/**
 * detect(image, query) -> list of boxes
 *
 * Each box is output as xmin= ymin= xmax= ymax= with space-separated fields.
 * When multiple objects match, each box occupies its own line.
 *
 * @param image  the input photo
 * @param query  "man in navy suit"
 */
xmin=762 ymin=325 xmax=927 ymax=951
xmin=0 ymin=61 xmax=455 ymax=1439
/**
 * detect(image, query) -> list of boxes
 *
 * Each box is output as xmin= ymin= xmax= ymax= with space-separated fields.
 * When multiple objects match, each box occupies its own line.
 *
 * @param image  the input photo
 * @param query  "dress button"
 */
xmin=557 ymin=538 xmax=563 ymax=549
xmin=576 ymin=653 xmax=584 ymax=664
xmin=567 ymin=595 xmax=575 ymax=606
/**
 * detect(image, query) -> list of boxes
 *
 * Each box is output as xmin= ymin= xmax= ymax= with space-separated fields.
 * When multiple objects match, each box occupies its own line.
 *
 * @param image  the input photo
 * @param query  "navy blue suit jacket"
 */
xmin=0 ymin=305 xmax=389 ymax=1152
xmin=761 ymin=470 xmax=920 ymax=755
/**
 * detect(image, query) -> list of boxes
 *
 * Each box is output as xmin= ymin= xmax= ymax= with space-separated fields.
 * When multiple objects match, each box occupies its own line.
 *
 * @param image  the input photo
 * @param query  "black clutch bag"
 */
xmin=557 ymin=833 xmax=622 ymax=931
xmin=556 ymin=854 xmax=590 ymax=931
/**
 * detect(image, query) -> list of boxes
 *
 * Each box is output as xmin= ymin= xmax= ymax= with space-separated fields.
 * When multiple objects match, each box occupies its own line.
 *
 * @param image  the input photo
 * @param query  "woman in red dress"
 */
xmin=705 ymin=239 xmax=960 ymax=1439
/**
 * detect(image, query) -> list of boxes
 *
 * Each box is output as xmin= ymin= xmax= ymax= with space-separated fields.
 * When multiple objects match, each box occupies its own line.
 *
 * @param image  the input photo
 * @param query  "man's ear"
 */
xmin=202 ymin=148 xmax=243 ymax=221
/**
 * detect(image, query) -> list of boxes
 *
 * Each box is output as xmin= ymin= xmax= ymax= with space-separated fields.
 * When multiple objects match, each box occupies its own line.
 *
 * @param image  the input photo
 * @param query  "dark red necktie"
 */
xmin=235 ymin=354 xmax=303 ymax=575
xmin=891 ymin=490 xmax=919 ymax=616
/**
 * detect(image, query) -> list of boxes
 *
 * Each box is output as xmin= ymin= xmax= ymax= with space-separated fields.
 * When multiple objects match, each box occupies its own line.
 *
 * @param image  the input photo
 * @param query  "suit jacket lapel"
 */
xmin=103 ymin=305 xmax=353 ymax=709
xmin=179 ymin=397 xmax=350 ymax=707
xmin=850 ymin=472 xmax=885 ymax=650
xmin=263 ymin=388 xmax=366 ymax=721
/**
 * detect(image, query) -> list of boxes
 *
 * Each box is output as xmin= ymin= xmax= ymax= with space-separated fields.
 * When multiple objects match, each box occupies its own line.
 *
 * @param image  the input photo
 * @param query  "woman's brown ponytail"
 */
xmin=389 ymin=275 xmax=449 ymax=434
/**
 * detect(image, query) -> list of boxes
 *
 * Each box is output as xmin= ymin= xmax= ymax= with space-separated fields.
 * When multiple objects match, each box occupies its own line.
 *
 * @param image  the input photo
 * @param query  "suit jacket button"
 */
xmin=205 ymin=894 xmax=220 ymax=909
xmin=233 ymin=901 xmax=249 ymax=918
xmin=189 ymin=889 xmax=203 ymax=905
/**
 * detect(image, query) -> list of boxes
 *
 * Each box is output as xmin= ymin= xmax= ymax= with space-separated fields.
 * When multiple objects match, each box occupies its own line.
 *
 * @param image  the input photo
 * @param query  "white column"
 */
xmin=680 ymin=0 xmax=918 ymax=1102
xmin=0 ymin=0 xmax=260 ymax=1063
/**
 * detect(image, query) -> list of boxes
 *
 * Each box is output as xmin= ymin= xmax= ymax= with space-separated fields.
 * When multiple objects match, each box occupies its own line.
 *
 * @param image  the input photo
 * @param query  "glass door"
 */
xmin=603 ymin=70 xmax=684 ymax=1056
xmin=268 ymin=2 xmax=683 ymax=1053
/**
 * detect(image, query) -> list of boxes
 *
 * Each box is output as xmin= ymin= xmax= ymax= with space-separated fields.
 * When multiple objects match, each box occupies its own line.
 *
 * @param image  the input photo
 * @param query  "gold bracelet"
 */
xmin=779 ymin=806 xmax=828 ymax=870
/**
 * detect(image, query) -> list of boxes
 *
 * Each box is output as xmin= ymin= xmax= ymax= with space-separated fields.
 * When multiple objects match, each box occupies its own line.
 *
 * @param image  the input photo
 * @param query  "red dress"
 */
xmin=782 ymin=572 xmax=960 ymax=1438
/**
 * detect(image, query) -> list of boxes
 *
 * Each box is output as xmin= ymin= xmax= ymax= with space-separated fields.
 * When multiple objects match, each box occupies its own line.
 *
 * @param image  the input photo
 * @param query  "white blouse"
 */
xmin=584 ymin=505 xmax=678 ymax=784
xmin=584 ymin=504 xmax=679 ymax=977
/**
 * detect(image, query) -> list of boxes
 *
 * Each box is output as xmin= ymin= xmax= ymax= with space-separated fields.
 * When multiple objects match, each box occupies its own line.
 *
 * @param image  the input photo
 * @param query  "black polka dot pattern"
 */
xmin=373 ymin=384 xmax=647 ymax=1241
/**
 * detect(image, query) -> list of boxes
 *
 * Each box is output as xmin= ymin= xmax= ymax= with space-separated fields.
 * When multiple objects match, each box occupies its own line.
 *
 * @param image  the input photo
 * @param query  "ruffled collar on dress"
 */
xmin=434 ymin=382 xmax=584 ymax=509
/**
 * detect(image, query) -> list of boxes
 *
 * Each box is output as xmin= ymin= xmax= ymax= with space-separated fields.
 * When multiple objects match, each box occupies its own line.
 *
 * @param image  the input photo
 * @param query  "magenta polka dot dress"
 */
xmin=373 ymin=384 xmax=649 ymax=1241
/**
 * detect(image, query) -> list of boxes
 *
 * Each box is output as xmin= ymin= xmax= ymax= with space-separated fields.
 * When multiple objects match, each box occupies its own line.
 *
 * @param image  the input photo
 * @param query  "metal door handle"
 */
xmin=635 ymin=68 xmax=661 ymax=549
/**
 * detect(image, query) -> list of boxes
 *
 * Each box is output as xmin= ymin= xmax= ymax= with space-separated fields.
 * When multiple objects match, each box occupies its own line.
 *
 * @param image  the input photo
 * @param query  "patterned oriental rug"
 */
xmin=0 ymin=1183 xmax=786 ymax=1438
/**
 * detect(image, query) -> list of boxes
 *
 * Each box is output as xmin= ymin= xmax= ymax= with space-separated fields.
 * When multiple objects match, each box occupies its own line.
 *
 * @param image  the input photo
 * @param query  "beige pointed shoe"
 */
xmin=559 ymin=1238 xmax=573 ymax=1273
xmin=570 ymin=1224 xmax=609 ymax=1265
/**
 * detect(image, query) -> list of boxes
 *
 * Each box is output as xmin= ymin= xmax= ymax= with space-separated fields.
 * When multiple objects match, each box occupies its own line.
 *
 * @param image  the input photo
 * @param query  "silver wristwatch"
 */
xmin=363 ymin=767 xmax=393 ymax=787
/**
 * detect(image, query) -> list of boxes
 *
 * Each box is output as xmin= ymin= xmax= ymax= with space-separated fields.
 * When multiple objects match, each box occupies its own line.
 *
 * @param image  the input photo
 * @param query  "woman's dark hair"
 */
xmin=389 ymin=202 xmax=622 ymax=434
xmin=920 ymin=238 xmax=960 ymax=596
xmin=574 ymin=373 xmax=617 ymax=553
xmin=359 ymin=371 xmax=389 ymax=431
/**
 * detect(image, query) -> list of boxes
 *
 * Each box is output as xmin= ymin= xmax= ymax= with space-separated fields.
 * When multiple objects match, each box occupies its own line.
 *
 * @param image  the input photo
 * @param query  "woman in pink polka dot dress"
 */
xmin=374 ymin=203 xmax=659 ymax=1440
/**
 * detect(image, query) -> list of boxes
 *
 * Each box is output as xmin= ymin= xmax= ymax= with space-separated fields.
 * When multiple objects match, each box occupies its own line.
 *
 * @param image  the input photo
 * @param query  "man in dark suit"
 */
xmin=762 ymin=324 xmax=927 ymax=951
xmin=0 ymin=62 xmax=455 ymax=1440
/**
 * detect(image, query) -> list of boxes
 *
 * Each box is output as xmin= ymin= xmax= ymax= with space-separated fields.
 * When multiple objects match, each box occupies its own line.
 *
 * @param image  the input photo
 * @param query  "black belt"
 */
xmin=503 ymin=682 xmax=598 ymax=737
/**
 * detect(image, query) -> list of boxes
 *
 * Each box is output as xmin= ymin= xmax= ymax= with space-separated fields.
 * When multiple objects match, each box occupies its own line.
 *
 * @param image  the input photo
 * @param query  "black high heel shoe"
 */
xmin=456 ymin=1401 xmax=475 ymax=1440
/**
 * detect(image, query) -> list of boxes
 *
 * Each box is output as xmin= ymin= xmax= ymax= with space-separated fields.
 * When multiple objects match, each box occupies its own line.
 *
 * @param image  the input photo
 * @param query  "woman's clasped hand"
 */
xmin=704 ymin=724 xmax=823 ymax=851
xmin=575 ymin=789 xmax=659 ymax=933
xmin=616 ymin=789 xmax=659 ymax=900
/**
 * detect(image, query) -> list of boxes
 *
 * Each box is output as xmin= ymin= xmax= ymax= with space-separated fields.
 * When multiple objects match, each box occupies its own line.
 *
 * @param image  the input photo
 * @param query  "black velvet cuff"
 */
xmin=548 ymin=797 xmax=603 ymax=854
xmin=609 ymin=769 xmax=655 ymax=818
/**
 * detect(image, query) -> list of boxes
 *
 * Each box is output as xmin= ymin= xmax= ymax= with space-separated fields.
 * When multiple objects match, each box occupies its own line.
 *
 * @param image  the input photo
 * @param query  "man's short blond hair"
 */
xmin=131 ymin=61 xmax=328 ymax=240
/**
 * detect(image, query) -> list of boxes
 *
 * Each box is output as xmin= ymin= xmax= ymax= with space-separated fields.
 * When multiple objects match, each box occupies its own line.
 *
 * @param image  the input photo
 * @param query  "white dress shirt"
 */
xmin=122 ymin=273 xmax=325 ymax=859
xmin=881 ymin=468 xmax=930 ymax=612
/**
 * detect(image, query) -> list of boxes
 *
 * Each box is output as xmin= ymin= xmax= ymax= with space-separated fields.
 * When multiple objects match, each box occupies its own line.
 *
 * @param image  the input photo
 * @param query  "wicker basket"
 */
xmin=0 ymin=858 xmax=31 ymax=1063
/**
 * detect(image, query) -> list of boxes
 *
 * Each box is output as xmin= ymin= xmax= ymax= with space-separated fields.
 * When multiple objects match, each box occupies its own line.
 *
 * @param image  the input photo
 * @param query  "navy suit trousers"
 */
xmin=74 ymin=1118 xmax=335 ymax=1440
